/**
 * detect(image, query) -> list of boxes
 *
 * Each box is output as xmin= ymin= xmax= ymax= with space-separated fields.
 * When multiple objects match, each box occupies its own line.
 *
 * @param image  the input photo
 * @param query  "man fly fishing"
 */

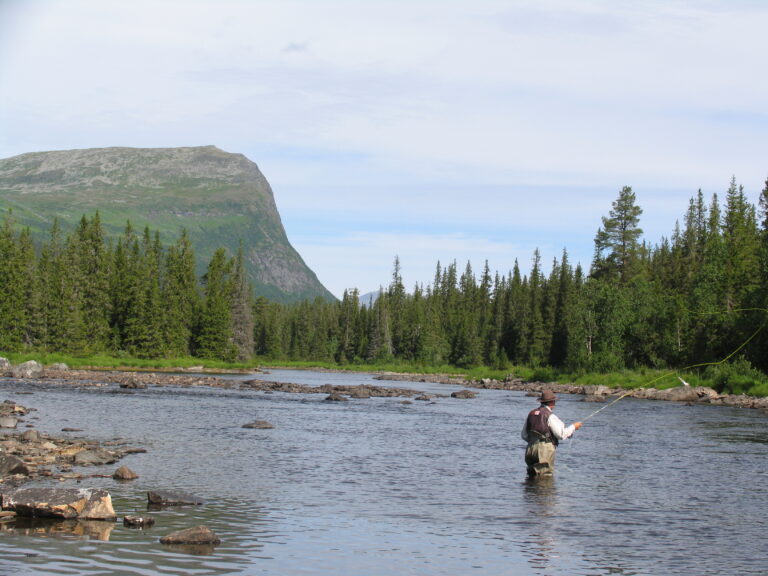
xmin=521 ymin=389 xmax=582 ymax=477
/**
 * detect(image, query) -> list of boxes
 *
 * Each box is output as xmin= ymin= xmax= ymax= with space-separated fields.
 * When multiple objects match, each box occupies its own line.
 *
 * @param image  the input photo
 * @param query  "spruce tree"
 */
xmin=196 ymin=248 xmax=235 ymax=361
xmin=230 ymin=243 xmax=254 ymax=362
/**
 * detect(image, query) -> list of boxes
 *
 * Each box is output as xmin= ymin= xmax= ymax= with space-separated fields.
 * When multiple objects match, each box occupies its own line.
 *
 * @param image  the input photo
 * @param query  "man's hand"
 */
xmin=573 ymin=421 xmax=583 ymax=430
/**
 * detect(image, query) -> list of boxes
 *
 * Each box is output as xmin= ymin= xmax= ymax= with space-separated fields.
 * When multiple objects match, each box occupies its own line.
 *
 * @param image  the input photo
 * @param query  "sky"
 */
xmin=1 ymin=0 xmax=767 ymax=298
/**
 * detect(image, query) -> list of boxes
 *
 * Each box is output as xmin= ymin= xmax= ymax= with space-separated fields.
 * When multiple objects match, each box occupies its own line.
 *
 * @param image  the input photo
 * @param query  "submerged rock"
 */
xmin=1 ymin=487 xmax=116 ymax=520
xmin=242 ymin=420 xmax=274 ymax=429
xmin=147 ymin=490 xmax=206 ymax=506
xmin=124 ymin=515 xmax=155 ymax=528
xmin=160 ymin=525 xmax=221 ymax=545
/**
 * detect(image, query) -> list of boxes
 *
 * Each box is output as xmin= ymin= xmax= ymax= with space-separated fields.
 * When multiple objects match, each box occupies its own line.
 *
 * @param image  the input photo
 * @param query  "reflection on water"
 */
xmin=1 ymin=518 xmax=116 ymax=542
xmin=1 ymin=369 xmax=767 ymax=575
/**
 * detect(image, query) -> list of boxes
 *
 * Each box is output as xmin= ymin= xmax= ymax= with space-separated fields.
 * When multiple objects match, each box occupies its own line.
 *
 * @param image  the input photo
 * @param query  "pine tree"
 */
xmin=592 ymin=186 xmax=644 ymax=283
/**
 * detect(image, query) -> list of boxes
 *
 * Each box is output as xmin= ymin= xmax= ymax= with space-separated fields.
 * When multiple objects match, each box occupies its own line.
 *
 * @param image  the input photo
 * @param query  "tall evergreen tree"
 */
xmin=592 ymin=186 xmax=644 ymax=282
xmin=196 ymin=248 xmax=235 ymax=360
xmin=230 ymin=243 xmax=255 ymax=362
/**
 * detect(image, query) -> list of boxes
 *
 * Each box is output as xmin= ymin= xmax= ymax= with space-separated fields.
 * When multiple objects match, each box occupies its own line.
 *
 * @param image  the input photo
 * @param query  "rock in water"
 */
xmin=124 ymin=515 xmax=155 ymax=528
xmin=1 ymin=487 xmax=116 ymax=520
xmin=113 ymin=465 xmax=139 ymax=480
xmin=451 ymin=389 xmax=477 ymax=399
xmin=160 ymin=525 xmax=221 ymax=545
xmin=242 ymin=420 xmax=274 ymax=429
xmin=147 ymin=490 xmax=206 ymax=506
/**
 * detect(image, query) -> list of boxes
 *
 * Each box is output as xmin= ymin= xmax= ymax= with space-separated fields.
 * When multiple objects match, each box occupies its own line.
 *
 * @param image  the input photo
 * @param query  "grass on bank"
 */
xmin=2 ymin=352 xmax=766 ymax=397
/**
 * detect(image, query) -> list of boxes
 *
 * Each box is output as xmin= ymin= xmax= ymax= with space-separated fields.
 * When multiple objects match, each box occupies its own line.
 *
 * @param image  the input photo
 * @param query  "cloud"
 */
xmin=1 ymin=0 xmax=766 ymax=297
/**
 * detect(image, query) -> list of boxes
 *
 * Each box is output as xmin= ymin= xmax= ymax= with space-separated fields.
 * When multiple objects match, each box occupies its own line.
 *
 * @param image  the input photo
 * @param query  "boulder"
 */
xmin=0 ymin=454 xmax=30 ymax=476
xmin=147 ymin=490 xmax=206 ymax=506
xmin=451 ymin=389 xmax=476 ymax=399
xmin=47 ymin=363 xmax=69 ymax=371
xmin=1 ymin=487 xmax=116 ymax=520
xmin=0 ymin=416 xmax=18 ymax=429
xmin=21 ymin=429 xmax=40 ymax=442
xmin=324 ymin=393 xmax=348 ymax=402
xmin=119 ymin=379 xmax=148 ymax=389
xmin=583 ymin=385 xmax=612 ymax=396
xmin=242 ymin=420 xmax=274 ymax=429
xmin=160 ymin=525 xmax=221 ymax=545
xmin=113 ymin=465 xmax=139 ymax=480
xmin=11 ymin=361 xmax=43 ymax=379
xmin=415 ymin=394 xmax=434 ymax=401
xmin=659 ymin=386 xmax=700 ymax=403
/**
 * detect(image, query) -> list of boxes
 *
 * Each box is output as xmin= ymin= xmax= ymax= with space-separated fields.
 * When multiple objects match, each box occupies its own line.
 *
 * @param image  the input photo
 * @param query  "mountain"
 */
xmin=0 ymin=145 xmax=334 ymax=303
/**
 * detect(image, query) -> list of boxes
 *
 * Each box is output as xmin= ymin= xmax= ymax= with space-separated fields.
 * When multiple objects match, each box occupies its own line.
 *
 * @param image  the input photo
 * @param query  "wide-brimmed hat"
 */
xmin=539 ymin=389 xmax=557 ymax=403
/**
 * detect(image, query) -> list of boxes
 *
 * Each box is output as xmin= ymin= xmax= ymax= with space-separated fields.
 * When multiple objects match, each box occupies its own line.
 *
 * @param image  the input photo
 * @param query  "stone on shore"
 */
xmin=21 ymin=430 xmax=40 ymax=442
xmin=660 ymin=386 xmax=700 ymax=403
xmin=113 ymin=465 xmax=139 ymax=480
xmin=0 ymin=455 xmax=30 ymax=476
xmin=147 ymin=490 xmax=206 ymax=506
xmin=242 ymin=420 xmax=274 ymax=429
xmin=11 ymin=361 xmax=43 ymax=379
xmin=583 ymin=385 xmax=612 ymax=396
xmin=0 ymin=416 xmax=18 ymax=429
xmin=47 ymin=363 xmax=69 ymax=371
xmin=74 ymin=449 xmax=117 ymax=466
xmin=160 ymin=525 xmax=221 ymax=545
xmin=0 ymin=357 xmax=10 ymax=374
xmin=1 ymin=487 xmax=116 ymax=520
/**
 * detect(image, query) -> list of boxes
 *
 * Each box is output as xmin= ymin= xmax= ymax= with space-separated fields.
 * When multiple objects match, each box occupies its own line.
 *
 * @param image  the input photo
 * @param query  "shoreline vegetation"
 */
xmin=2 ymin=183 xmax=768 ymax=401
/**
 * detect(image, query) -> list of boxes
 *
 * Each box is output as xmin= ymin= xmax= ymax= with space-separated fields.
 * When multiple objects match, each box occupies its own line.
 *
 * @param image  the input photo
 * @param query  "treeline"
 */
xmin=0 ymin=216 xmax=254 ymax=362
xmin=1 ymin=178 xmax=767 ymax=386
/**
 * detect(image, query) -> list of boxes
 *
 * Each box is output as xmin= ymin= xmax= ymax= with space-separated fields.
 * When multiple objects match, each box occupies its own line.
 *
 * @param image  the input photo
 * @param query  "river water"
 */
xmin=1 ymin=369 xmax=766 ymax=575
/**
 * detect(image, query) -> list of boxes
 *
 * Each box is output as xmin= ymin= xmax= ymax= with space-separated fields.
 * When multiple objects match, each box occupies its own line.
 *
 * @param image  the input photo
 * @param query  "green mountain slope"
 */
xmin=0 ymin=145 xmax=334 ymax=303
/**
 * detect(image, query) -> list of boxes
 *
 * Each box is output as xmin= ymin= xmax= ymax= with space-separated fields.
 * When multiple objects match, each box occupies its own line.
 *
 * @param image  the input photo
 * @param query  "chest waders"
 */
xmin=525 ymin=406 xmax=557 ymax=477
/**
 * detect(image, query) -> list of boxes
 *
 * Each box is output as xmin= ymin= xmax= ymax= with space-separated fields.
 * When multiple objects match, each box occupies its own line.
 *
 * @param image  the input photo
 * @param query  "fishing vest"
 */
xmin=526 ymin=405 xmax=558 ymax=446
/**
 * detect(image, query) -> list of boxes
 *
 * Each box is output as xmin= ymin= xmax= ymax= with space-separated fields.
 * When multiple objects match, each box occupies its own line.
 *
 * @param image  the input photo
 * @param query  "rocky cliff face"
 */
xmin=0 ymin=146 xmax=333 ymax=302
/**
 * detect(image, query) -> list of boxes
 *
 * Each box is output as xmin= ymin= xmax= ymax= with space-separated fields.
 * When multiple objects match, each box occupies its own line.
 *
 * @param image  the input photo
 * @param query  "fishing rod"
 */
xmin=581 ymin=306 xmax=768 ymax=422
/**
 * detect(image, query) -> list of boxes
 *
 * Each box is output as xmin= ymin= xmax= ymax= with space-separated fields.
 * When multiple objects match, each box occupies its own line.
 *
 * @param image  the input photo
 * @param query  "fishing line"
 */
xmin=581 ymin=306 xmax=768 ymax=423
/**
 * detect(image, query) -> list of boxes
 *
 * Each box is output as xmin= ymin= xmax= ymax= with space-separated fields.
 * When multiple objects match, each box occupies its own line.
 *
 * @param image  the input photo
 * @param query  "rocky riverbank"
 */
xmin=374 ymin=372 xmax=768 ymax=411
xmin=0 ymin=400 xmax=145 ymax=488
xmin=3 ymin=358 xmax=767 ymax=411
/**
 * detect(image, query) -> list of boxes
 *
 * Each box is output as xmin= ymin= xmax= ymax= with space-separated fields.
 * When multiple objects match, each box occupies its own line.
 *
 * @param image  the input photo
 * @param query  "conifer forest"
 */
xmin=2 ymin=179 xmax=767 ymax=392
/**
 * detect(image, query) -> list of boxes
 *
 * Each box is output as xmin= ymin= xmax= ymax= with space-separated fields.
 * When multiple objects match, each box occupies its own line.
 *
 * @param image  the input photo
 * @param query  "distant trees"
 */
xmin=1 ymin=176 xmax=767 ymax=387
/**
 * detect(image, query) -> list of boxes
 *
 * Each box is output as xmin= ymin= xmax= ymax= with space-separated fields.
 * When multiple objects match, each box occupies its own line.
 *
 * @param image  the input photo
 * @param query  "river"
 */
xmin=1 ymin=369 xmax=766 ymax=575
